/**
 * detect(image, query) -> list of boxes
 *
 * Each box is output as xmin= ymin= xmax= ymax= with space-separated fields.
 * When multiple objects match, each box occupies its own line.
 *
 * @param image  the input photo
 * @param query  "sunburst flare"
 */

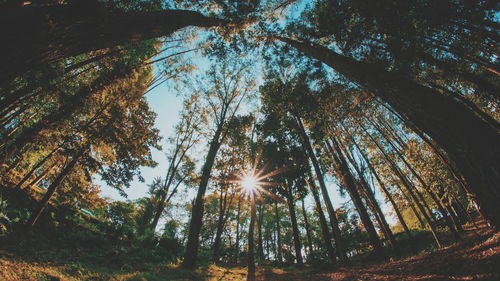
xmin=228 ymin=156 xmax=285 ymax=201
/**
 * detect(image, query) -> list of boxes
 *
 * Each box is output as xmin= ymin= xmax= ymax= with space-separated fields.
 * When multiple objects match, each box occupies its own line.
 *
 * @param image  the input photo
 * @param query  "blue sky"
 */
xmin=96 ymin=67 xmax=396 ymax=224
xmin=98 ymin=80 xmax=183 ymax=201
xmin=96 ymin=2 xmax=397 ymax=226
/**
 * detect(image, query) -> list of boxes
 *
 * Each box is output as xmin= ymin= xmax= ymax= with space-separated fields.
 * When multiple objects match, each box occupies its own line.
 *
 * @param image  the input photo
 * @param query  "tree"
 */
xmin=148 ymin=98 xmax=200 ymax=232
xmin=183 ymin=60 xmax=255 ymax=268
xmin=275 ymin=36 xmax=500 ymax=228
xmin=326 ymin=136 xmax=384 ymax=256
xmin=0 ymin=1 xmax=224 ymax=85
xmin=21 ymin=62 xmax=161 ymax=229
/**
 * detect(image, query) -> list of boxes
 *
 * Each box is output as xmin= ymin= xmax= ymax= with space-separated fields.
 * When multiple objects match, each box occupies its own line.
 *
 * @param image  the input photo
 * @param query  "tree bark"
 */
xmin=277 ymin=37 xmax=500 ymax=228
xmin=295 ymin=117 xmax=347 ymax=262
xmin=301 ymin=198 xmax=314 ymax=259
xmin=0 ymin=3 xmax=223 ymax=85
xmin=257 ymin=204 xmax=265 ymax=261
xmin=284 ymin=182 xmax=304 ymax=266
xmin=351 ymin=138 xmax=412 ymax=239
xmin=247 ymin=199 xmax=256 ymax=281
xmin=274 ymin=201 xmax=283 ymax=267
xmin=308 ymin=180 xmax=337 ymax=264
xmin=26 ymin=147 xmax=84 ymax=229
xmin=336 ymin=135 xmax=397 ymax=248
xmin=183 ymin=128 xmax=222 ymax=268
xmin=235 ymin=198 xmax=242 ymax=264
xmin=328 ymin=137 xmax=384 ymax=257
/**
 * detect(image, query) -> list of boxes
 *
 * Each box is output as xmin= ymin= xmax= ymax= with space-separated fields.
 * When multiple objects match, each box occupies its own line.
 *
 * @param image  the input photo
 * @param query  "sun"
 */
xmin=229 ymin=159 xmax=285 ymax=201
xmin=240 ymin=174 xmax=259 ymax=194
xmin=226 ymin=152 xmax=286 ymax=201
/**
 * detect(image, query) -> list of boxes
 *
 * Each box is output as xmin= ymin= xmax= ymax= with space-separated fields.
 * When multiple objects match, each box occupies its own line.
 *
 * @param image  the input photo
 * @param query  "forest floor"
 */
xmin=1 ymin=222 xmax=499 ymax=281
xmin=257 ymin=222 xmax=500 ymax=281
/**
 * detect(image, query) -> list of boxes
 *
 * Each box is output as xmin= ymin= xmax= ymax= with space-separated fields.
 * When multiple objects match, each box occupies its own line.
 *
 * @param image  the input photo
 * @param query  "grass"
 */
xmin=0 ymin=229 xmax=450 ymax=281
xmin=0 ymin=258 xmax=251 ymax=281
xmin=1 ymin=220 xmax=494 ymax=281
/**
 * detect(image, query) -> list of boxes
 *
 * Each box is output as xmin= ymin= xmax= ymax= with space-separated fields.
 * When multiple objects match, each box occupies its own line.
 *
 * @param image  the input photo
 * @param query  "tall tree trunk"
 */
xmin=284 ymin=183 xmax=304 ymax=266
xmin=437 ymin=186 xmax=464 ymax=232
xmin=15 ymin=144 xmax=61 ymax=189
xmin=328 ymin=137 xmax=384 ymax=257
xmin=336 ymin=135 xmax=397 ymax=249
xmin=295 ymin=117 xmax=347 ymax=262
xmin=151 ymin=166 xmax=190 ymax=231
xmin=235 ymin=198 xmax=242 ymax=264
xmin=247 ymin=199 xmax=256 ymax=281
xmin=24 ymin=161 xmax=59 ymax=191
xmin=183 ymin=129 xmax=222 ymax=268
xmin=0 ymin=4 xmax=223 ymax=85
xmin=26 ymin=147 xmax=84 ymax=229
xmin=277 ymin=37 xmax=500 ymax=228
xmin=361 ymin=176 xmax=396 ymax=248
xmin=374 ymin=98 xmax=471 ymax=198
xmin=397 ymin=184 xmax=426 ymax=229
xmin=371 ymin=119 xmax=459 ymax=239
xmin=150 ymin=192 xmax=168 ymax=233
xmin=257 ymin=204 xmax=265 ymax=261
xmin=401 ymin=177 xmax=442 ymax=248
xmin=352 ymin=139 xmax=412 ymax=239
xmin=365 ymin=129 xmax=442 ymax=247
xmin=426 ymin=189 xmax=461 ymax=238
xmin=274 ymin=201 xmax=283 ymax=267
xmin=1 ymin=66 xmax=135 ymax=161
xmin=301 ymin=198 xmax=314 ymax=259
xmin=212 ymin=190 xmax=228 ymax=262
xmin=409 ymin=123 xmax=470 ymax=196
xmin=308 ymin=180 xmax=337 ymax=264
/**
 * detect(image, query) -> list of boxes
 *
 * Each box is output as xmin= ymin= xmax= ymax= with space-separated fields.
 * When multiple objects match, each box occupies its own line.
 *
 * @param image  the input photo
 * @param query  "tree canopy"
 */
xmin=0 ymin=1 xmax=498 ymax=280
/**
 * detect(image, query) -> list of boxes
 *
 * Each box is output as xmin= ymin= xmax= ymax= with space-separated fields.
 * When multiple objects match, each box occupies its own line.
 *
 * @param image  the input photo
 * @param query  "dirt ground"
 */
xmin=1 ymin=222 xmax=498 ymax=280
xmin=258 ymin=224 xmax=500 ymax=281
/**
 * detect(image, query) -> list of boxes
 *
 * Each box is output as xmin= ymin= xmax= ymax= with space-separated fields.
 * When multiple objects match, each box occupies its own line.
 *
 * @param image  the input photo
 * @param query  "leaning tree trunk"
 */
xmin=308 ymin=180 xmax=337 ymax=264
xmin=351 ymin=137 xmax=412 ymax=239
xmin=0 ymin=3 xmax=223 ymax=85
xmin=438 ymin=186 xmax=464 ymax=232
xmin=15 ymin=143 xmax=62 ymax=189
xmin=364 ymin=128 xmax=442 ymax=247
xmin=277 ymin=37 xmax=500 ymax=228
xmin=296 ymin=117 xmax=347 ymax=262
xmin=371 ymin=120 xmax=460 ymax=239
xmin=328 ymin=137 xmax=384 ymax=257
xmin=24 ymin=161 xmax=59 ymax=191
xmin=359 ymin=172 xmax=396 ymax=248
xmin=183 ymin=128 xmax=222 ymax=268
xmin=284 ymin=183 xmax=304 ymax=266
xmin=336 ymin=135 xmax=397 ymax=248
xmin=1 ymin=65 xmax=136 ymax=162
xmin=27 ymin=147 xmax=84 ymax=229
xmin=301 ymin=198 xmax=314 ymax=258
xmin=397 ymin=184 xmax=426 ymax=229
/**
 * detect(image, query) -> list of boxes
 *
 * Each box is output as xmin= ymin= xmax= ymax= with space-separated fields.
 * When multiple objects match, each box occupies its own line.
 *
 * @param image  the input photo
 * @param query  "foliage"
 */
xmin=0 ymin=0 xmax=498 ymax=276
